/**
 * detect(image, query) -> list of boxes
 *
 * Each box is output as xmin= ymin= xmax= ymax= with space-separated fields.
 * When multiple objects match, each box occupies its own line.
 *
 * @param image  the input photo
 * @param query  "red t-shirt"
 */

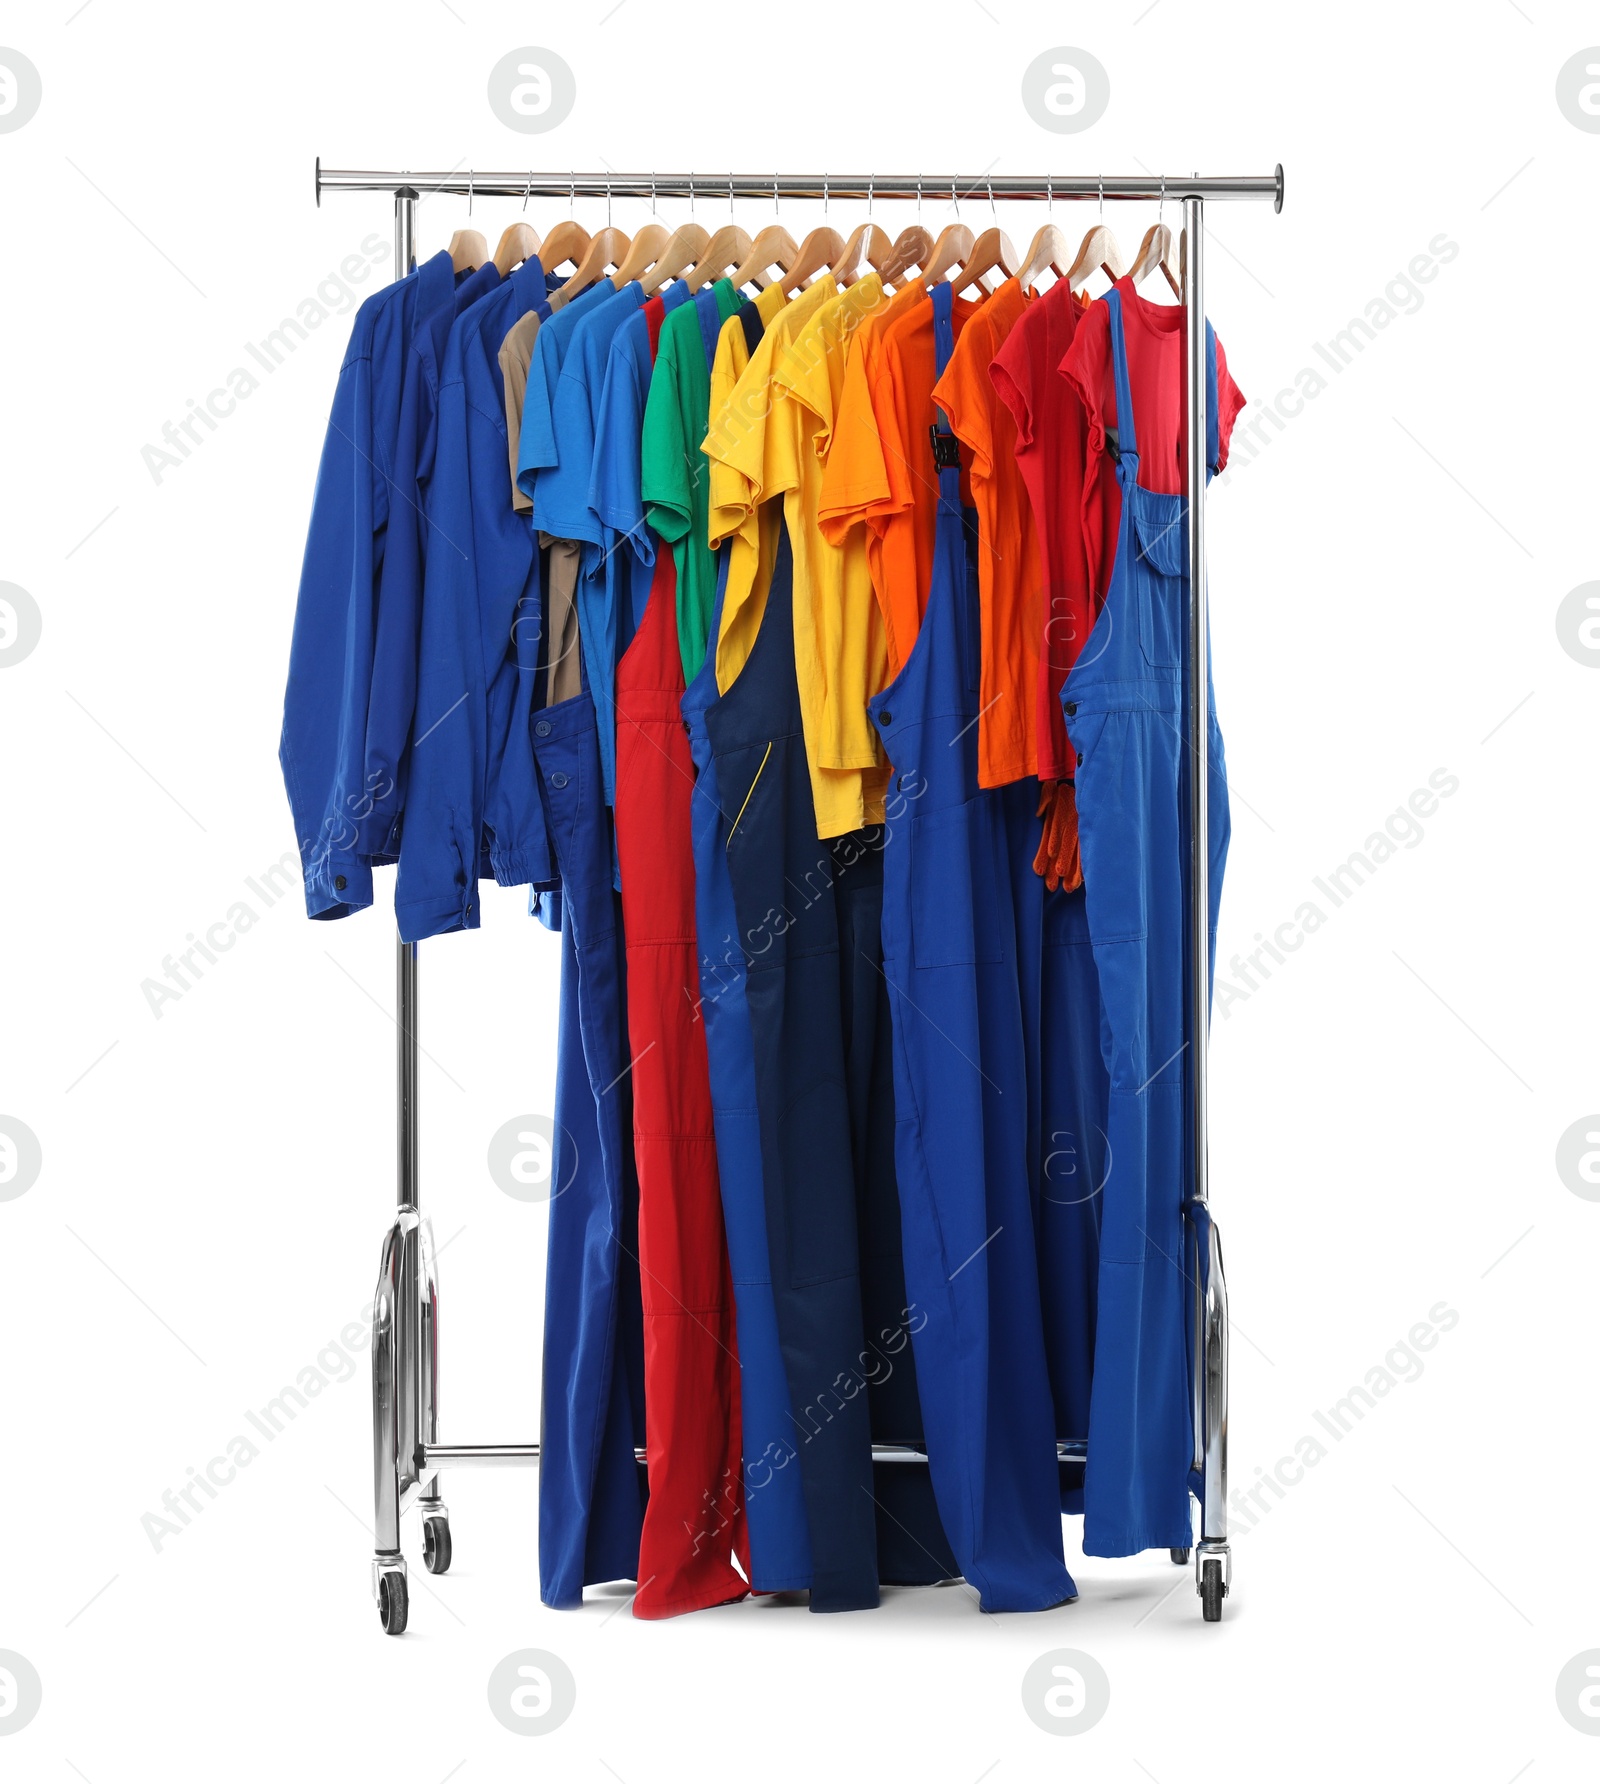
xmin=1059 ymin=278 xmax=1247 ymax=539
xmin=989 ymin=280 xmax=1120 ymax=783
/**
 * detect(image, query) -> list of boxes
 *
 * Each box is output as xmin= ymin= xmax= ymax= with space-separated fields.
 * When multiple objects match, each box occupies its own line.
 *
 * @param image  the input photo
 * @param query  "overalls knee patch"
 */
xmin=1061 ymin=288 xmax=1232 ymax=1558
xmin=867 ymin=281 xmax=1078 ymax=1614
xmin=614 ymin=549 xmax=750 ymax=1618
xmin=684 ymin=548 xmax=814 ymax=1594
xmin=704 ymin=518 xmax=880 ymax=1613
xmin=534 ymin=670 xmax=647 ymax=1607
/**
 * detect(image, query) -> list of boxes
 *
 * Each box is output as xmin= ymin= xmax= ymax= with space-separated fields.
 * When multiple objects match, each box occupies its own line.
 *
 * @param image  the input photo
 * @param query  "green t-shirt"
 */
xmin=641 ymin=277 xmax=745 ymax=679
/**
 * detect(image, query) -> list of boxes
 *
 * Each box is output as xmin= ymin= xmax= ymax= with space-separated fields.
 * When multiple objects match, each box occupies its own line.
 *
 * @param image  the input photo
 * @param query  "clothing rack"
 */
xmin=319 ymin=161 xmax=1284 ymax=1631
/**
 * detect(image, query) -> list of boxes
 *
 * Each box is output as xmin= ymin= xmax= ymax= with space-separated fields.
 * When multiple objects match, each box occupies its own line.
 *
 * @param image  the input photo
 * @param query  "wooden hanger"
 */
xmin=951 ymin=225 xmax=1016 ymax=296
xmin=611 ymin=222 xmax=670 ymax=288
xmin=921 ymin=223 xmax=975 ymax=289
xmin=835 ymin=221 xmax=896 ymax=288
xmin=731 ymin=224 xmax=798 ymax=291
xmin=1127 ymin=205 xmax=1181 ymax=299
xmin=1017 ymin=222 xmax=1071 ymax=294
xmin=552 ymin=227 xmax=631 ymax=307
xmin=492 ymin=222 xmax=541 ymax=276
xmin=1067 ymin=222 xmax=1129 ymax=293
xmin=879 ymin=224 xmax=933 ymax=287
xmin=538 ymin=218 xmax=591 ymax=279
xmin=682 ymin=223 xmax=755 ymax=291
xmin=448 ymin=229 xmax=488 ymax=273
xmin=639 ymin=221 xmax=710 ymax=295
xmin=781 ymin=226 xmax=844 ymax=295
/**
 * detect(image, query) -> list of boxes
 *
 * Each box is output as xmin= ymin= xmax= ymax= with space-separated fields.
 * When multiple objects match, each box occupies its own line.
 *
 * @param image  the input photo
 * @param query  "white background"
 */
xmin=1 ymin=0 xmax=1594 ymax=1775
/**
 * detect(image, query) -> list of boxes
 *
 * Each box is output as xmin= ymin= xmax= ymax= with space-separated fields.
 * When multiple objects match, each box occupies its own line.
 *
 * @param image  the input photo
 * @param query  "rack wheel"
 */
xmin=1200 ymin=1558 xmax=1225 ymax=1622
xmin=423 ymin=1515 xmax=452 ymax=1575
xmin=377 ymin=1569 xmax=409 ymax=1634
xmin=1169 ymin=1547 xmax=1191 ymax=1565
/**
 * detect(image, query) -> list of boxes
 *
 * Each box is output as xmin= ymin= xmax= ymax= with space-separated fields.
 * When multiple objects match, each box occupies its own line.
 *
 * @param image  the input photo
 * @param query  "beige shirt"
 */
xmin=538 ymin=535 xmax=583 ymax=708
xmin=498 ymin=311 xmax=542 ymax=515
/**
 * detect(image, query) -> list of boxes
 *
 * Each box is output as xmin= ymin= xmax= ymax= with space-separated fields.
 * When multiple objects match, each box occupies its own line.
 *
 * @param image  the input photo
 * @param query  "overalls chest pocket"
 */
xmin=1128 ymin=484 xmax=1187 ymax=671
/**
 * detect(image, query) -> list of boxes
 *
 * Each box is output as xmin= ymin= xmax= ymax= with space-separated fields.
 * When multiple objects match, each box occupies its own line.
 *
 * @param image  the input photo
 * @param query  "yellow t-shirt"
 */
xmin=704 ymin=276 xmax=890 ymax=838
xmin=706 ymin=281 xmax=791 ymax=663
xmin=770 ymin=278 xmax=891 ymax=778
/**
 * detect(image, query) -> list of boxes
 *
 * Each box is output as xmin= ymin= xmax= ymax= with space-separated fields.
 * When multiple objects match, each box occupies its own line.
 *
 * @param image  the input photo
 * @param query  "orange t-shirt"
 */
xmin=932 ymin=277 xmax=1042 ymax=787
xmin=818 ymin=285 xmax=986 ymax=681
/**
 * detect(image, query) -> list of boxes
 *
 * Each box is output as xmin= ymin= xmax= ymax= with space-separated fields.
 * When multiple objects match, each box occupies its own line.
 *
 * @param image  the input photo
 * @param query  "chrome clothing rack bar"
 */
xmin=318 ymin=161 xmax=1284 ymax=208
xmin=324 ymin=162 xmax=1281 ymax=1633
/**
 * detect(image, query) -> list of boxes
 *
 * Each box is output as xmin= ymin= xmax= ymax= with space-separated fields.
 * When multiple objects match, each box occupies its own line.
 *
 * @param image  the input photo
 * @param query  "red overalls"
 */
xmin=614 ymin=544 xmax=749 ymax=1617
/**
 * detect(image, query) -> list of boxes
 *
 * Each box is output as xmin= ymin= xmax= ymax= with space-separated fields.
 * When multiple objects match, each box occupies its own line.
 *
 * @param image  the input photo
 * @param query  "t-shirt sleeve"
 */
xmin=1058 ymin=302 xmax=1114 ymax=459
xmin=817 ymin=334 xmax=894 ymax=545
xmin=589 ymin=333 xmax=652 ymax=563
xmin=1214 ymin=335 xmax=1247 ymax=473
xmin=932 ymin=336 xmax=996 ymax=483
xmin=639 ymin=329 xmax=693 ymax=544
xmin=773 ymin=325 xmax=834 ymax=455
xmin=704 ymin=327 xmax=783 ymax=546
xmin=988 ymin=313 xmax=1037 ymax=452
xmin=535 ymin=357 xmax=601 ymax=544
xmin=516 ymin=328 xmax=562 ymax=503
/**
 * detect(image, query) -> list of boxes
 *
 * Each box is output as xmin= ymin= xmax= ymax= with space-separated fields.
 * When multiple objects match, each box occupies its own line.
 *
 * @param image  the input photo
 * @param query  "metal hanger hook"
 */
xmin=606 ymin=179 xmax=612 ymax=229
xmin=951 ymin=176 xmax=959 ymax=219
xmin=823 ymin=171 xmax=829 ymax=217
xmin=569 ymin=170 xmax=575 ymax=217
xmin=774 ymin=173 xmax=780 ymax=220
xmin=988 ymin=178 xmax=998 ymax=226
xmin=1159 ymin=173 xmax=1166 ymax=225
xmin=1098 ymin=176 xmax=1105 ymax=221
xmin=468 ymin=169 xmax=474 ymax=217
xmin=916 ymin=177 xmax=923 ymax=225
xmin=689 ymin=170 xmax=695 ymax=217
xmin=522 ymin=171 xmax=532 ymax=213
xmin=650 ymin=171 xmax=657 ymax=218
xmin=1047 ymin=174 xmax=1054 ymax=217
xmin=728 ymin=172 xmax=735 ymax=222
xmin=867 ymin=173 xmax=874 ymax=221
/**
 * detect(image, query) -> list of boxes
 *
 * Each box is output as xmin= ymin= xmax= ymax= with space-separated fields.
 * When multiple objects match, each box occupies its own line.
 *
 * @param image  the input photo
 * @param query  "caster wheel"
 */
xmin=1200 ymin=1558 xmax=1225 ymax=1623
xmin=377 ymin=1570 xmax=409 ymax=1635
xmin=423 ymin=1515 xmax=452 ymax=1575
xmin=1169 ymin=1547 xmax=1191 ymax=1565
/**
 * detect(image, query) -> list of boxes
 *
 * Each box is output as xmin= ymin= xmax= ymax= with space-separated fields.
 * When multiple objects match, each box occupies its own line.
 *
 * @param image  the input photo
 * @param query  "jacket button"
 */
xmin=465 ymin=902 xmax=473 ymax=916
xmin=535 ymin=719 xmax=552 ymax=737
xmin=1064 ymin=702 xmax=1077 ymax=717
xmin=550 ymin=771 xmax=569 ymax=789
xmin=1075 ymin=750 xmax=1084 ymax=767
xmin=878 ymin=709 xmax=893 ymax=726
xmin=334 ymin=874 xmax=347 ymax=891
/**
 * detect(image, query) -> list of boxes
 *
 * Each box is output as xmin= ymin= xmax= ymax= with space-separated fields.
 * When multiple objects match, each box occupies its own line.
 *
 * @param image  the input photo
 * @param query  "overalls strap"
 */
xmin=1104 ymin=289 xmax=1139 ymax=475
xmin=928 ymin=281 xmax=961 ymax=502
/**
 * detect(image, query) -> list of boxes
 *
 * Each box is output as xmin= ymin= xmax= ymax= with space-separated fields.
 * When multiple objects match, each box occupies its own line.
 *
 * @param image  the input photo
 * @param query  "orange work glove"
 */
xmin=1032 ymin=779 xmax=1084 ymax=894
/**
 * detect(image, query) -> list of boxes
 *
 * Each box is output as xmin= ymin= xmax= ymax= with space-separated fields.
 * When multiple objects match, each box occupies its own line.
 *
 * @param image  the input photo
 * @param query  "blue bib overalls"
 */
xmin=868 ymin=282 xmax=1078 ymax=1614
xmin=1062 ymin=288 xmax=1231 ymax=1558
xmin=684 ymin=547 xmax=815 ymax=1594
xmin=703 ymin=521 xmax=880 ymax=1611
xmin=534 ymin=674 xmax=648 ymax=1607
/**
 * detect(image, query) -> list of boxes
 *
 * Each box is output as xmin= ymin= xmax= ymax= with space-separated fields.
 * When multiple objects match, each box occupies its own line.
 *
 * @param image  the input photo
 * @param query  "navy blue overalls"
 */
xmin=1062 ymin=288 xmax=1231 ymax=1558
xmin=684 ymin=547 xmax=814 ymax=1594
xmin=535 ymin=669 xmax=649 ymax=1607
xmin=867 ymin=280 xmax=1077 ymax=1614
xmin=703 ymin=523 xmax=879 ymax=1611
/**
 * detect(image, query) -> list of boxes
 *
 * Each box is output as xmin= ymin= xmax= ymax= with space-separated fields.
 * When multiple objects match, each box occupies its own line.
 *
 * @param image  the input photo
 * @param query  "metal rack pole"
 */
xmin=317 ymin=163 xmax=1283 ymax=207
xmin=1183 ymin=195 xmax=1230 ymax=1618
